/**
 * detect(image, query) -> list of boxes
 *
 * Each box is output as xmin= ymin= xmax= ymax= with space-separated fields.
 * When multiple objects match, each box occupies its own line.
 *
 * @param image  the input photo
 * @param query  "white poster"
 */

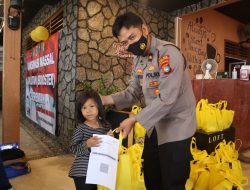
xmin=25 ymin=32 xmax=59 ymax=135
xmin=86 ymin=135 xmax=119 ymax=190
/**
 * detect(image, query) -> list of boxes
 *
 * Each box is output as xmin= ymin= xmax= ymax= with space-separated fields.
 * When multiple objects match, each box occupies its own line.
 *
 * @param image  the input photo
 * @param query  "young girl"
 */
xmin=69 ymin=89 xmax=112 ymax=190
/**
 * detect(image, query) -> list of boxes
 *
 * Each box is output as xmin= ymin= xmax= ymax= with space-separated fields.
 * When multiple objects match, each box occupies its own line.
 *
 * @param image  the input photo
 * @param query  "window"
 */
xmin=225 ymin=40 xmax=250 ymax=62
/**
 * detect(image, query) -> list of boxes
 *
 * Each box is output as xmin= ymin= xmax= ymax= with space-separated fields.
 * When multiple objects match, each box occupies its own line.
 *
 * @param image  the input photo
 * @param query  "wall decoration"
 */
xmin=181 ymin=16 xmax=220 ymax=77
xmin=25 ymin=32 xmax=59 ymax=135
xmin=180 ymin=9 xmax=242 ymax=79
xmin=30 ymin=26 xmax=49 ymax=42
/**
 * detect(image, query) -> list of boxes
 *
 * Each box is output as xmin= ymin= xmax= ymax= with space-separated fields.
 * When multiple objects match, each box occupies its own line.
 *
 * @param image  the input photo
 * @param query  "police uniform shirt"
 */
xmin=112 ymin=36 xmax=197 ymax=145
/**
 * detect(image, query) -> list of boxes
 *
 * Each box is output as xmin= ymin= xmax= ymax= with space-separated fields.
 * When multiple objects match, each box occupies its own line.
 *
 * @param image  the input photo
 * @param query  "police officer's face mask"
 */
xmin=127 ymin=34 xmax=147 ymax=56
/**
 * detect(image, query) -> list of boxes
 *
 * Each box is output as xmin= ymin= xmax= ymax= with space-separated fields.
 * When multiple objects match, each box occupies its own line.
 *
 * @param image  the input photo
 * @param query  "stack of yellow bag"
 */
xmin=115 ymin=105 xmax=146 ymax=190
xmin=98 ymin=105 xmax=146 ymax=190
xmin=115 ymin=132 xmax=146 ymax=190
xmin=196 ymin=99 xmax=235 ymax=133
xmin=186 ymin=138 xmax=248 ymax=190
xmin=98 ymin=131 xmax=146 ymax=190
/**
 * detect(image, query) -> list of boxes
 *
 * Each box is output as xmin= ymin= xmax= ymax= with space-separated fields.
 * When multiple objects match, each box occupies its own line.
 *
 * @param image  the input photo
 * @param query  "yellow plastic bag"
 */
xmin=209 ymin=101 xmax=224 ymax=131
xmin=209 ymin=100 xmax=234 ymax=131
xmin=116 ymin=151 xmax=133 ymax=190
xmin=214 ymin=140 xmax=239 ymax=163
xmin=213 ymin=140 xmax=248 ymax=189
xmin=98 ymin=129 xmax=145 ymax=190
xmin=211 ymin=179 xmax=234 ymax=190
xmin=116 ymin=131 xmax=146 ymax=190
xmin=186 ymin=138 xmax=248 ymax=190
xmin=196 ymin=99 xmax=234 ymax=132
xmin=196 ymin=99 xmax=220 ymax=132
xmin=131 ymin=105 xmax=146 ymax=139
xmin=220 ymin=101 xmax=234 ymax=130
xmin=97 ymin=185 xmax=109 ymax=190
xmin=194 ymin=169 xmax=210 ymax=190
xmin=126 ymin=143 xmax=145 ymax=189
xmin=190 ymin=137 xmax=210 ymax=163
xmin=186 ymin=138 xmax=215 ymax=190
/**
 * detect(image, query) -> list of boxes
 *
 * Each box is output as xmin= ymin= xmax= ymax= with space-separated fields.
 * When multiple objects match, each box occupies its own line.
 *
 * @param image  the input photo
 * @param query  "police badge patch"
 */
xmin=136 ymin=67 xmax=143 ymax=75
xmin=159 ymin=55 xmax=173 ymax=75
xmin=154 ymin=88 xmax=160 ymax=95
xmin=148 ymin=64 xmax=155 ymax=71
xmin=140 ymin=43 xmax=146 ymax=50
xmin=148 ymin=80 xmax=158 ymax=88
xmin=159 ymin=55 xmax=169 ymax=65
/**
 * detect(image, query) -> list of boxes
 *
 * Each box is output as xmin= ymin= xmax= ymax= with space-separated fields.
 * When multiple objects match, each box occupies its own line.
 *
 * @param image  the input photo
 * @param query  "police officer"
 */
xmin=101 ymin=12 xmax=197 ymax=190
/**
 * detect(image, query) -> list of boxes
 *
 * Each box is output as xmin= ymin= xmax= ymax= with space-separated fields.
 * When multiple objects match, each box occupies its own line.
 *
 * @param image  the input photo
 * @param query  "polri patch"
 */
xmin=159 ymin=55 xmax=172 ymax=75
xmin=159 ymin=55 xmax=169 ymax=67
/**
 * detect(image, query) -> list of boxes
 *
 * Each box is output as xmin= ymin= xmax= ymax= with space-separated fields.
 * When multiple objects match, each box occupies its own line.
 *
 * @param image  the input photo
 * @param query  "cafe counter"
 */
xmin=192 ymin=79 xmax=250 ymax=151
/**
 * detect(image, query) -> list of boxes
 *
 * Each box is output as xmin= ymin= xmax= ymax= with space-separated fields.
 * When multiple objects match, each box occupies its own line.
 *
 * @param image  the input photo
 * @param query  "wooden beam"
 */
xmin=175 ymin=17 xmax=182 ymax=48
xmin=2 ymin=0 xmax=21 ymax=144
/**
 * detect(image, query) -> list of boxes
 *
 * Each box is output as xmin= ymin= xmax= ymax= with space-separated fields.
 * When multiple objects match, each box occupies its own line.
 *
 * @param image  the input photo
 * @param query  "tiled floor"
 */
xmin=0 ymin=112 xmax=75 ymax=190
xmin=10 ymin=155 xmax=75 ymax=190
xmin=241 ymin=151 xmax=250 ymax=190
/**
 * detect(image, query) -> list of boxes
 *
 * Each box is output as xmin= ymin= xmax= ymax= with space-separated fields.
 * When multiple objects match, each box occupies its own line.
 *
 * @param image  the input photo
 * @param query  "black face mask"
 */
xmin=127 ymin=35 xmax=147 ymax=56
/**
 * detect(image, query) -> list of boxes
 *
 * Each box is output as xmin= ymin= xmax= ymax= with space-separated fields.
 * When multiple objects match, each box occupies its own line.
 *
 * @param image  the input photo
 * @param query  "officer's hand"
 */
xmin=113 ymin=42 xmax=135 ymax=58
xmin=106 ymin=129 xmax=114 ymax=137
xmin=117 ymin=117 xmax=136 ymax=139
xmin=100 ymin=95 xmax=107 ymax=105
xmin=100 ymin=95 xmax=114 ymax=106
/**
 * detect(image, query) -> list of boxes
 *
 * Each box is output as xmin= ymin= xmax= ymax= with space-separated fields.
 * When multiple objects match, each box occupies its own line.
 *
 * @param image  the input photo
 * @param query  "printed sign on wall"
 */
xmin=25 ymin=32 xmax=59 ymax=135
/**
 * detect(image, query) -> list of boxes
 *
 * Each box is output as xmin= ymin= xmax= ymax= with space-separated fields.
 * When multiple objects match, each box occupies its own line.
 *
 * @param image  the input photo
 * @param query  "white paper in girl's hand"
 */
xmin=86 ymin=135 xmax=119 ymax=190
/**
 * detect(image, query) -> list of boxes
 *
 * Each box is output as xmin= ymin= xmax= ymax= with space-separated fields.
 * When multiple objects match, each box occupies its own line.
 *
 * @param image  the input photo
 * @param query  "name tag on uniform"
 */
xmin=146 ymin=72 xmax=160 ymax=78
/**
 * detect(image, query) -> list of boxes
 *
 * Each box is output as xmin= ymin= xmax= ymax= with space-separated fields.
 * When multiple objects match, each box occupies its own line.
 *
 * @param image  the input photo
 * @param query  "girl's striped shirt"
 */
xmin=69 ymin=123 xmax=110 ymax=177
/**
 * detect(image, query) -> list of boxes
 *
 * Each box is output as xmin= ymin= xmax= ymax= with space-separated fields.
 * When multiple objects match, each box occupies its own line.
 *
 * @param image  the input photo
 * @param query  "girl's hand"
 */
xmin=107 ymin=129 xmax=114 ymax=137
xmin=86 ymin=136 xmax=102 ymax=148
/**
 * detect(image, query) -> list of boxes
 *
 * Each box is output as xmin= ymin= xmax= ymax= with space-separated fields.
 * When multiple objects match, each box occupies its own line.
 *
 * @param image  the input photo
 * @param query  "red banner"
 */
xmin=25 ymin=32 xmax=59 ymax=135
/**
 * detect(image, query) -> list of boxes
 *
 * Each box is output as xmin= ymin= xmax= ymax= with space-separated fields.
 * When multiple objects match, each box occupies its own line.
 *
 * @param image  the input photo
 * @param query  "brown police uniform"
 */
xmin=112 ymin=36 xmax=197 ymax=190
